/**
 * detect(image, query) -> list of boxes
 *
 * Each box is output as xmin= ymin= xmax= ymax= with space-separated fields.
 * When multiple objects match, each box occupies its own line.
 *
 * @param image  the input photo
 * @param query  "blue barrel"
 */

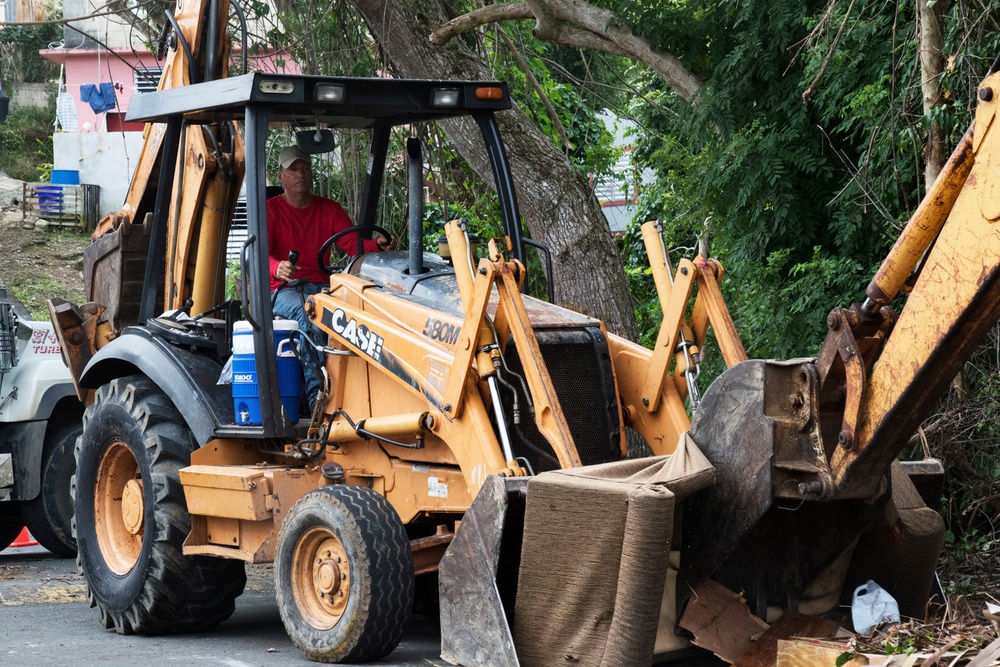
xmin=36 ymin=185 xmax=63 ymax=216
xmin=50 ymin=169 xmax=80 ymax=185
xmin=231 ymin=320 xmax=302 ymax=425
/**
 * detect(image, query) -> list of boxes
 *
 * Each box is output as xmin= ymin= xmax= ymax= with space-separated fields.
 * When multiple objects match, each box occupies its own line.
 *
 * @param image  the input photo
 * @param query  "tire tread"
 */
xmin=74 ymin=376 xmax=246 ymax=635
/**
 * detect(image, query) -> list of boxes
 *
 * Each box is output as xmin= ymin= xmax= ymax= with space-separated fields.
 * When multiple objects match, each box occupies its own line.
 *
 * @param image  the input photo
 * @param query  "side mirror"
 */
xmin=297 ymin=129 xmax=336 ymax=154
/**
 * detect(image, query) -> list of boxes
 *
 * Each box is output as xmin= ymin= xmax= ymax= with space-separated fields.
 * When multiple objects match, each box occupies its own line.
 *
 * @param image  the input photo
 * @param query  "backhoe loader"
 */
xmin=46 ymin=0 xmax=998 ymax=664
xmin=47 ymin=0 xmax=741 ymax=662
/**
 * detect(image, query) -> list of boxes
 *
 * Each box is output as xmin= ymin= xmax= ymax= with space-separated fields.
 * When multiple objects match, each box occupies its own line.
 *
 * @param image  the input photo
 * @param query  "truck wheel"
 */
xmin=21 ymin=422 xmax=81 ymax=557
xmin=275 ymin=485 xmax=414 ymax=663
xmin=0 ymin=507 xmax=23 ymax=551
xmin=74 ymin=375 xmax=246 ymax=634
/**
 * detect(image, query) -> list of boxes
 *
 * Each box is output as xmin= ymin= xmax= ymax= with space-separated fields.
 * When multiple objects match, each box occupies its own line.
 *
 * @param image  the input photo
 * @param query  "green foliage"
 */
xmin=620 ymin=0 xmax=1000 ymax=358
xmin=13 ymin=272 xmax=78 ymax=320
xmin=224 ymin=260 xmax=241 ymax=302
xmin=0 ymin=103 xmax=55 ymax=181
xmin=486 ymin=26 xmax=620 ymax=179
xmin=0 ymin=19 xmax=61 ymax=84
xmin=729 ymin=247 xmax=868 ymax=359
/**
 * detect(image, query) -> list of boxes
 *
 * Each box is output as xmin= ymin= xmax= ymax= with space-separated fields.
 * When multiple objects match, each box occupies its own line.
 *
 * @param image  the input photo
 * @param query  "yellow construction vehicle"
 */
xmin=48 ymin=0 xmax=999 ymax=664
xmin=46 ymin=0 xmax=741 ymax=662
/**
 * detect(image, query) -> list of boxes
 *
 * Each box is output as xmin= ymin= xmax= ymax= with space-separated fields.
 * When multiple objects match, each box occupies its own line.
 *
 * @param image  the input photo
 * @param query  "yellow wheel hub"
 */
xmin=292 ymin=527 xmax=351 ymax=630
xmin=121 ymin=479 xmax=144 ymax=536
xmin=94 ymin=441 xmax=143 ymax=575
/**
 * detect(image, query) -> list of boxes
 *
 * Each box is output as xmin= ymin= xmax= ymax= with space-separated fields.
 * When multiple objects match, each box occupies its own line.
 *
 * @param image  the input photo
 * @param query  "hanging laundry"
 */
xmin=80 ymin=82 xmax=117 ymax=113
xmin=56 ymin=92 xmax=78 ymax=132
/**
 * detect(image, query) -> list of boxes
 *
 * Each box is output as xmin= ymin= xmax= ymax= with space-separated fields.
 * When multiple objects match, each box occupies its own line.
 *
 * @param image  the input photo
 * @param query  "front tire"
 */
xmin=74 ymin=375 xmax=246 ymax=634
xmin=276 ymin=485 xmax=414 ymax=663
xmin=21 ymin=421 xmax=80 ymax=557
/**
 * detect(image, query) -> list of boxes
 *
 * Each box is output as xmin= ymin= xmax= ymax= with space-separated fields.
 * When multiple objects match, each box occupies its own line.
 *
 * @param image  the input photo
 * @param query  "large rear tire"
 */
xmin=21 ymin=421 xmax=80 ymax=557
xmin=275 ymin=485 xmax=414 ymax=663
xmin=74 ymin=375 xmax=246 ymax=634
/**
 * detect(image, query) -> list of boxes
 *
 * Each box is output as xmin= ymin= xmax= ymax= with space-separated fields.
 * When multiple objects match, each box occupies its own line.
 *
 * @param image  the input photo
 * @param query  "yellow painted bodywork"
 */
xmin=178 ymin=220 xmax=746 ymax=561
xmin=610 ymin=222 xmax=747 ymax=455
xmin=832 ymin=71 xmax=1000 ymax=488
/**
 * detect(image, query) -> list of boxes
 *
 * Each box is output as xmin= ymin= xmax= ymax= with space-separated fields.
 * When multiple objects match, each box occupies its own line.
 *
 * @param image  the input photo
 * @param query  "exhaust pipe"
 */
xmin=407 ymin=137 xmax=424 ymax=276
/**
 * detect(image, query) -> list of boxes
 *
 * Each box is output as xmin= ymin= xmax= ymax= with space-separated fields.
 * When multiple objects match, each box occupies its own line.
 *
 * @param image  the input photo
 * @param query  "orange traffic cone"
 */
xmin=11 ymin=527 xmax=37 ymax=548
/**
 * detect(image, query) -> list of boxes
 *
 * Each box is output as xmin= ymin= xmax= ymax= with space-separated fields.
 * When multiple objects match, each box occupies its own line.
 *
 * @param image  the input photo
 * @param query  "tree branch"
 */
xmin=496 ymin=27 xmax=569 ymax=151
xmin=104 ymin=0 xmax=171 ymax=44
xmin=801 ymin=0 xmax=856 ymax=104
xmin=429 ymin=3 xmax=534 ymax=46
xmin=428 ymin=0 xmax=703 ymax=104
xmin=534 ymin=0 xmax=702 ymax=101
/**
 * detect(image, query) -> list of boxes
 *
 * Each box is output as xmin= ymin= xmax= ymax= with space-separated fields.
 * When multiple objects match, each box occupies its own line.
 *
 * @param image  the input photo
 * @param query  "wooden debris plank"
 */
xmin=731 ymin=611 xmax=844 ymax=667
xmin=678 ymin=580 xmax=768 ymax=664
xmin=774 ymin=638 xmax=869 ymax=666
xmin=967 ymin=636 xmax=1000 ymax=667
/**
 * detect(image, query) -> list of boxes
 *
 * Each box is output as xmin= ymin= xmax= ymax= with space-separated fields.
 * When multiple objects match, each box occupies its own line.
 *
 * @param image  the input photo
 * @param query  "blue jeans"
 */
xmin=272 ymin=282 xmax=325 ymax=404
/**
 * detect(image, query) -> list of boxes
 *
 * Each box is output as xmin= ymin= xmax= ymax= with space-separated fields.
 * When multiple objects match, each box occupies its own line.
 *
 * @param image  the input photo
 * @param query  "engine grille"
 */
xmin=496 ymin=326 xmax=621 ymax=473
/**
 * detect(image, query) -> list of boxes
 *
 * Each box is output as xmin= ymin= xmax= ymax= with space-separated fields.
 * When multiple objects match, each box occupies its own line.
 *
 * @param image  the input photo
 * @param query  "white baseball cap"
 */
xmin=278 ymin=145 xmax=310 ymax=170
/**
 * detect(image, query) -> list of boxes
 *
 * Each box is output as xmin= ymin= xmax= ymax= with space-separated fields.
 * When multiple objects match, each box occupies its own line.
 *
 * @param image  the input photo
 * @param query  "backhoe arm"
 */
xmin=48 ymin=0 xmax=243 ymax=397
xmin=824 ymin=70 xmax=1000 ymax=497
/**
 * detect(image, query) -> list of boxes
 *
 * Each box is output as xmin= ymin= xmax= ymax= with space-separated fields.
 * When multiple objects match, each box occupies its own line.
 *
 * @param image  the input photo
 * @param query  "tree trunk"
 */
xmin=350 ymin=0 xmax=639 ymax=339
xmin=918 ymin=0 xmax=946 ymax=187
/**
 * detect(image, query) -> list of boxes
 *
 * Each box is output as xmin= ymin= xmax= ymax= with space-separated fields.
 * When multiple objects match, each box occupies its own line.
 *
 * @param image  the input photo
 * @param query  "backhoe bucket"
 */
xmin=679 ymin=359 xmax=889 ymax=618
xmin=440 ymin=439 xmax=716 ymax=667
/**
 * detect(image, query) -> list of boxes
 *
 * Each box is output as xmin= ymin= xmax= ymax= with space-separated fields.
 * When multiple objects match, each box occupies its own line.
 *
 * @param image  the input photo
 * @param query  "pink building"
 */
xmin=41 ymin=47 xmax=299 ymax=132
xmin=40 ymin=48 xmax=160 ymax=132
xmin=39 ymin=38 xmax=296 ymax=214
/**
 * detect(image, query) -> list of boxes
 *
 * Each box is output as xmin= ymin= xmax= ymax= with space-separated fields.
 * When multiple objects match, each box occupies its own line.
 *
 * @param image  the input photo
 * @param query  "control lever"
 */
xmin=271 ymin=249 xmax=305 ymax=309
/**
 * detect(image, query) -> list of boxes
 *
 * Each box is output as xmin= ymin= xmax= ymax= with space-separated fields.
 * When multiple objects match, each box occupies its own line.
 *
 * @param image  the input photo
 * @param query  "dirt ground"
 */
xmin=0 ymin=173 xmax=90 ymax=320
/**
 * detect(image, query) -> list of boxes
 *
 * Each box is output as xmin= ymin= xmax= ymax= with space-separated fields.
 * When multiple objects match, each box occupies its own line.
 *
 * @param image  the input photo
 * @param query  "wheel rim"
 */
xmin=94 ymin=440 xmax=144 ymax=575
xmin=292 ymin=526 xmax=351 ymax=630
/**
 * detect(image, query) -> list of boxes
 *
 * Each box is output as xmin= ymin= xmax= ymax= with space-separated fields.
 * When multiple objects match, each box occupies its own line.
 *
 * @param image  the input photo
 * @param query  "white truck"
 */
xmin=0 ymin=286 xmax=82 ymax=556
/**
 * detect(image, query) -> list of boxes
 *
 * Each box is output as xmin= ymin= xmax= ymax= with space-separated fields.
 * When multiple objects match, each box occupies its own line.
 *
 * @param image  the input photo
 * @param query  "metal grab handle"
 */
xmin=240 ymin=233 xmax=259 ymax=331
xmin=523 ymin=238 xmax=554 ymax=303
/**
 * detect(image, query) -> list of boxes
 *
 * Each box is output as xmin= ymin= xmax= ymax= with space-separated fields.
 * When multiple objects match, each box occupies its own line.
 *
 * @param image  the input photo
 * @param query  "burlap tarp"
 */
xmin=512 ymin=433 xmax=715 ymax=667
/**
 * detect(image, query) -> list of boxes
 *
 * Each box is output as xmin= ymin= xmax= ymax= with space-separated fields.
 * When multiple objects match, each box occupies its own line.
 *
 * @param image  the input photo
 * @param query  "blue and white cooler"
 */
xmin=231 ymin=320 xmax=302 ymax=425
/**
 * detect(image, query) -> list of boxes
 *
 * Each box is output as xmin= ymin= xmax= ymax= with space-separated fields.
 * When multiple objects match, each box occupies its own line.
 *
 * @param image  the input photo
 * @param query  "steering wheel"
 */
xmin=318 ymin=224 xmax=393 ymax=275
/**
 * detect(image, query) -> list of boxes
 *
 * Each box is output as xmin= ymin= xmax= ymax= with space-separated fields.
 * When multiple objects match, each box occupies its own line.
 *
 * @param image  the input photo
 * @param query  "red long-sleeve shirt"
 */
xmin=267 ymin=194 xmax=380 ymax=290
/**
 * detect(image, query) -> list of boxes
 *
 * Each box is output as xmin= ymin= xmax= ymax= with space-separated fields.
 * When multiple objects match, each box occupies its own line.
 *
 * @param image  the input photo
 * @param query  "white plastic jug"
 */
xmin=852 ymin=580 xmax=900 ymax=635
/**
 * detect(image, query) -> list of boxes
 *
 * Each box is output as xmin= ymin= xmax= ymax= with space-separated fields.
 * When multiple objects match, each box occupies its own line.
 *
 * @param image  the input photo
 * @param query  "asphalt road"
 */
xmin=0 ymin=544 xmax=444 ymax=666
xmin=2 ymin=544 xmax=725 ymax=667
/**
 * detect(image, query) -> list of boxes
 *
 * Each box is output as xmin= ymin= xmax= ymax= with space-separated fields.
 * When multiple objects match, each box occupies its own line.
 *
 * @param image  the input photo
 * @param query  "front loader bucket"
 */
xmin=440 ymin=441 xmax=715 ymax=667
xmin=680 ymin=359 xmax=889 ymax=618
xmin=439 ymin=476 xmax=525 ymax=667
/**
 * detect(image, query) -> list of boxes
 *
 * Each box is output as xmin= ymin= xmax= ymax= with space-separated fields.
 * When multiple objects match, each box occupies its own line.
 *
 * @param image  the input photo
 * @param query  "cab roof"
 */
xmin=126 ymin=72 xmax=511 ymax=128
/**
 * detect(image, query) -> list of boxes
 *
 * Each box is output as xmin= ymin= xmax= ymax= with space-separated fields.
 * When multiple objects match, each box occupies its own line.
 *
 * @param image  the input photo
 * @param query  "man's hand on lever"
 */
xmin=276 ymin=249 xmax=300 ymax=283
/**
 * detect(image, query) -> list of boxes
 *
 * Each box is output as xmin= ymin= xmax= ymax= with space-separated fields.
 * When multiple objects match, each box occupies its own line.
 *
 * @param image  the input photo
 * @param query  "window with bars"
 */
xmin=133 ymin=68 xmax=164 ymax=94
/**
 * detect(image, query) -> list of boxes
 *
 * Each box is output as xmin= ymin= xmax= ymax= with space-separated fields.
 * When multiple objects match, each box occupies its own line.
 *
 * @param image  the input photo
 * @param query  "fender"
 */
xmin=79 ymin=327 xmax=232 ymax=445
xmin=35 ymin=383 xmax=80 ymax=421
xmin=0 ymin=421 xmax=45 ymax=500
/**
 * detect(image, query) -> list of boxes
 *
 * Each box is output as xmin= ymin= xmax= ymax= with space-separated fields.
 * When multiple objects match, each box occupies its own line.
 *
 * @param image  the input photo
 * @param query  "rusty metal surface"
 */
xmin=681 ymin=359 xmax=886 ymax=617
xmin=410 ymin=526 xmax=454 ymax=577
xmin=46 ymin=298 xmax=109 ymax=400
xmin=82 ymin=213 xmax=156 ymax=333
